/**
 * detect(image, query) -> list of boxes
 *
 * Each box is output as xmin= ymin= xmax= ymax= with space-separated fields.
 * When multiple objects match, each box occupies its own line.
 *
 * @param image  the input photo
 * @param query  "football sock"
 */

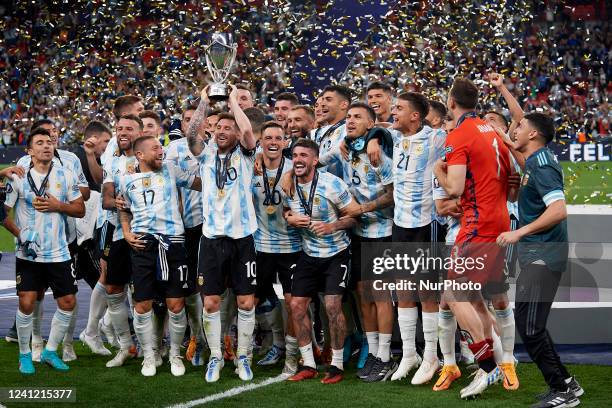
xmin=32 ymin=299 xmax=43 ymax=344
xmin=16 ymin=310 xmax=33 ymax=354
xmin=469 ymin=339 xmax=496 ymax=373
xmin=438 ymin=309 xmax=457 ymax=366
xmin=85 ymin=282 xmax=107 ymax=337
xmin=285 ymin=335 xmax=298 ymax=357
xmin=237 ymin=307 xmax=255 ymax=357
xmin=397 ymin=307 xmax=417 ymax=358
xmin=494 ymin=306 xmax=516 ymax=363
xmin=168 ymin=308 xmax=187 ymax=357
xmin=265 ymin=303 xmax=285 ymax=349
xmin=185 ymin=293 xmax=205 ymax=343
xmin=377 ymin=333 xmax=392 ymax=362
xmin=331 ymin=348 xmax=344 ymax=370
xmin=47 ymin=308 xmax=73 ymax=352
xmin=365 ymin=331 xmax=379 ymax=356
xmin=422 ymin=311 xmax=439 ymax=362
xmin=133 ymin=310 xmax=154 ymax=359
xmin=299 ymin=342 xmax=316 ymax=369
xmin=203 ymin=310 xmax=222 ymax=360
xmin=107 ymin=292 xmax=133 ymax=350
xmin=63 ymin=301 xmax=78 ymax=345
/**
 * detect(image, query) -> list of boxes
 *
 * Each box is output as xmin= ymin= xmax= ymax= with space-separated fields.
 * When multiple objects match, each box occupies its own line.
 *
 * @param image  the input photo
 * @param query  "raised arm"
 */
xmin=186 ymin=87 xmax=210 ymax=156
xmin=227 ymin=84 xmax=256 ymax=151
xmin=489 ymin=73 xmax=524 ymax=124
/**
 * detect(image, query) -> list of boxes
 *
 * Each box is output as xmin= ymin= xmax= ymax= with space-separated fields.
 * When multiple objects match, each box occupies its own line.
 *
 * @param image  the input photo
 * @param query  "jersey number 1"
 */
xmin=492 ymin=138 xmax=501 ymax=178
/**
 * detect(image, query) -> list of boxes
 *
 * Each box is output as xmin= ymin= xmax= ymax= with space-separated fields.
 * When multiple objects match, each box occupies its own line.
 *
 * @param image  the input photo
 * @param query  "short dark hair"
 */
xmin=183 ymin=104 xmax=199 ymax=117
xmin=133 ymin=135 xmax=157 ymax=153
xmin=139 ymin=110 xmax=161 ymax=126
xmin=118 ymin=114 xmax=144 ymax=129
xmin=366 ymin=81 xmax=393 ymax=95
xmin=292 ymin=137 xmax=319 ymax=157
xmin=84 ymin=120 xmax=112 ymax=139
xmin=30 ymin=119 xmax=54 ymax=132
xmin=291 ymin=105 xmax=315 ymax=119
xmin=261 ymin=121 xmax=284 ymax=135
xmin=113 ymin=95 xmax=142 ymax=119
xmin=484 ymin=110 xmax=509 ymax=129
xmin=398 ymin=92 xmax=430 ymax=119
xmin=236 ymin=84 xmax=253 ymax=98
xmin=321 ymin=85 xmax=352 ymax=103
xmin=524 ymin=112 xmax=555 ymax=144
xmin=348 ymin=102 xmax=376 ymax=121
xmin=428 ymin=100 xmax=447 ymax=119
xmin=449 ymin=78 xmax=478 ymax=109
xmin=207 ymin=109 xmax=222 ymax=118
xmin=27 ymin=127 xmax=51 ymax=147
xmin=216 ymin=112 xmax=237 ymax=129
xmin=275 ymin=92 xmax=299 ymax=105
xmin=244 ymin=107 xmax=266 ymax=133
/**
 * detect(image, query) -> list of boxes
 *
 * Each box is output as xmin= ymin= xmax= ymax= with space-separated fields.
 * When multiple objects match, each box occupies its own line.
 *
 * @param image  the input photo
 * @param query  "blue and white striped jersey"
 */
xmin=392 ymin=125 xmax=445 ymax=229
xmin=311 ymin=122 xmax=346 ymax=178
xmin=196 ymin=143 xmax=257 ymax=239
xmin=283 ymin=171 xmax=353 ymax=258
xmin=432 ymin=175 xmax=460 ymax=245
xmin=252 ymin=158 xmax=302 ymax=253
xmin=164 ymin=138 xmax=203 ymax=228
xmin=103 ymin=154 xmax=137 ymax=241
xmin=121 ymin=162 xmax=194 ymax=236
xmin=17 ymin=149 xmax=88 ymax=244
xmin=5 ymin=166 xmax=82 ymax=262
xmin=320 ymin=147 xmax=394 ymax=238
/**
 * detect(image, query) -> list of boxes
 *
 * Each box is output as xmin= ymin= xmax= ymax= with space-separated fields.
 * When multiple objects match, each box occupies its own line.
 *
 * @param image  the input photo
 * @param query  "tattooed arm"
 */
xmin=186 ymin=87 xmax=210 ymax=157
xmin=227 ymin=84 xmax=256 ymax=151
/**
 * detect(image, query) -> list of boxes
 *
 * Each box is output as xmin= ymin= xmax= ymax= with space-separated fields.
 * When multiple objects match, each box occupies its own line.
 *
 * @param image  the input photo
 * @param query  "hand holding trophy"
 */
xmin=205 ymin=32 xmax=237 ymax=101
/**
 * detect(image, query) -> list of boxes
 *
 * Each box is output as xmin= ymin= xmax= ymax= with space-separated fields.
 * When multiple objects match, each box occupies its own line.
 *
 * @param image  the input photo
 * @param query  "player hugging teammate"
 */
xmin=1 ymin=74 xmax=584 ymax=407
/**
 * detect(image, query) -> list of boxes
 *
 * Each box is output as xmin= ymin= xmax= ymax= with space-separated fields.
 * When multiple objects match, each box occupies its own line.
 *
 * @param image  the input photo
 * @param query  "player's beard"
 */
xmin=147 ymin=157 xmax=163 ymax=171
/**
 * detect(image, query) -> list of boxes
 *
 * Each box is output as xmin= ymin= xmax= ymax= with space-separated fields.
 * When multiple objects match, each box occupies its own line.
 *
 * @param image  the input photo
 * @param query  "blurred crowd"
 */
xmin=0 ymin=0 xmax=609 ymax=147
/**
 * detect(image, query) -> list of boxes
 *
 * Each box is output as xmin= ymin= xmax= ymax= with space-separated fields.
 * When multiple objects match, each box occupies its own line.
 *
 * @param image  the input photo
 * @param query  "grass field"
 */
xmin=0 ymin=342 xmax=610 ymax=407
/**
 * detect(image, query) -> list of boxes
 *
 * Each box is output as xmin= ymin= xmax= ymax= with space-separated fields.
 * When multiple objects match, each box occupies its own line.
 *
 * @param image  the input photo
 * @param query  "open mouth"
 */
xmin=371 ymin=103 xmax=380 ymax=110
xmin=294 ymin=163 xmax=305 ymax=170
xmin=268 ymin=146 xmax=279 ymax=152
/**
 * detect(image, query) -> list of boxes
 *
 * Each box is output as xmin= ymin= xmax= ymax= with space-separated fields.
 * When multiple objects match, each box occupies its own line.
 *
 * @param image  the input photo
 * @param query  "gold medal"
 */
xmin=218 ymin=189 xmax=225 ymax=198
xmin=198 ymin=276 xmax=204 ymax=286
xmin=351 ymin=156 xmax=360 ymax=168
xmin=143 ymin=177 xmax=151 ymax=188
xmin=266 ymin=205 xmax=276 ymax=215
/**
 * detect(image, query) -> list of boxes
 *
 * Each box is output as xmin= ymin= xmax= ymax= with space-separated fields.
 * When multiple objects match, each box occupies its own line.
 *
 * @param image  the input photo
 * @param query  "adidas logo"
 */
xmin=185 ymin=156 xmax=192 ymax=161
xmin=129 ymin=184 xmax=137 ymax=191
xmin=255 ymin=182 xmax=262 ymax=187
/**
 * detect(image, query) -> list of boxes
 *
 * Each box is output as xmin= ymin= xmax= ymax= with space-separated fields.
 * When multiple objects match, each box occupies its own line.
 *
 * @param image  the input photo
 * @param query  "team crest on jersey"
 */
xmin=402 ymin=139 xmax=410 ymax=151
xmin=522 ymin=172 xmax=530 ymax=186
xmin=155 ymin=176 xmax=164 ymax=185
xmin=127 ymin=164 xmax=135 ymax=174
xmin=143 ymin=177 xmax=151 ymax=188
xmin=413 ymin=143 xmax=424 ymax=155
xmin=56 ymin=182 xmax=62 ymax=190
xmin=313 ymin=196 xmax=321 ymax=206
xmin=233 ymin=155 xmax=240 ymax=165
xmin=445 ymin=146 xmax=453 ymax=154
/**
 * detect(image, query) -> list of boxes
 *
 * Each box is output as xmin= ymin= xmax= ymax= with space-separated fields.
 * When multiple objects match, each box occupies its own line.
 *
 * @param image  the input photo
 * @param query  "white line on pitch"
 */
xmin=166 ymin=375 xmax=286 ymax=408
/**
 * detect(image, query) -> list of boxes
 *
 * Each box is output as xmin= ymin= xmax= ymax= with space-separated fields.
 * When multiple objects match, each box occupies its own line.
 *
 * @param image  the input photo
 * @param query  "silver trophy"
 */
xmin=205 ymin=32 xmax=237 ymax=100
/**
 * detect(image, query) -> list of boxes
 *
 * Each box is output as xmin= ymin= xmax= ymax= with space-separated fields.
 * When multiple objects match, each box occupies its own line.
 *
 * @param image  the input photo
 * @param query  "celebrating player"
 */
xmin=186 ymin=84 xmax=258 ymax=382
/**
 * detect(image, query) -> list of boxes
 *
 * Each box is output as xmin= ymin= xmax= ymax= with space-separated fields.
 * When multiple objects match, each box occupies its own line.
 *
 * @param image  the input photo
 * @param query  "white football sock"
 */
xmin=85 ymin=282 xmax=107 ymax=337
xmin=495 ymin=306 xmax=516 ymax=363
xmin=237 ymin=307 xmax=255 ymax=357
xmin=16 ymin=310 xmax=33 ymax=354
xmin=265 ymin=303 xmax=286 ymax=349
xmin=133 ymin=310 xmax=154 ymax=359
xmin=491 ymin=329 xmax=503 ymax=365
xmin=299 ymin=342 xmax=316 ymax=369
xmin=203 ymin=310 xmax=222 ymax=360
xmin=331 ymin=348 xmax=343 ymax=370
xmin=185 ymin=293 xmax=205 ymax=343
xmin=168 ymin=308 xmax=187 ymax=357
xmin=397 ymin=307 xmax=417 ymax=358
xmin=32 ymin=300 xmax=43 ymax=344
xmin=377 ymin=333 xmax=392 ymax=362
xmin=365 ymin=331 xmax=379 ymax=356
xmin=285 ymin=335 xmax=298 ymax=357
xmin=47 ymin=308 xmax=73 ymax=352
xmin=422 ymin=311 xmax=439 ymax=362
xmin=151 ymin=309 xmax=165 ymax=351
xmin=63 ymin=301 xmax=78 ymax=345
xmin=438 ymin=309 xmax=457 ymax=366
xmin=107 ymin=292 xmax=133 ymax=350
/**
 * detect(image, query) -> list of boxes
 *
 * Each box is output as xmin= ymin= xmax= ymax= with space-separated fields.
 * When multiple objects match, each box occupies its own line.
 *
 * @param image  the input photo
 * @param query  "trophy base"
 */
xmin=208 ymin=83 xmax=228 ymax=101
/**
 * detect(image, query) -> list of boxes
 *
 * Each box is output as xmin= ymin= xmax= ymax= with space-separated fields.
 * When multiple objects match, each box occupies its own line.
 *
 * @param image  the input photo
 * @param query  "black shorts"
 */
xmin=255 ymin=251 xmax=300 ymax=298
xmin=184 ymin=224 xmax=203 ymax=291
xmin=291 ymin=248 xmax=350 ymax=297
xmin=105 ymin=239 xmax=133 ymax=286
xmin=392 ymin=223 xmax=438 ymax=302
xmin=350 ymin=235 xmax=392 ymax=289
xmin=131 ymin=237 xmax=190 ymax=303
xmin=97 ymin=221 xmax=115 ymax=261
xmin=16 ymin=258 xmax=78 ymax=299
xmin=75 ymin=240 xmax=101 ymax=289
xmin=198 ymin=235 xmax=257 ymax=296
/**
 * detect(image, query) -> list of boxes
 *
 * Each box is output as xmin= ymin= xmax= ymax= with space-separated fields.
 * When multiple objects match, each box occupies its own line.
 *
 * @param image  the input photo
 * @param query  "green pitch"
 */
xmin=0 ymin=342 xmax=610 ymax=407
